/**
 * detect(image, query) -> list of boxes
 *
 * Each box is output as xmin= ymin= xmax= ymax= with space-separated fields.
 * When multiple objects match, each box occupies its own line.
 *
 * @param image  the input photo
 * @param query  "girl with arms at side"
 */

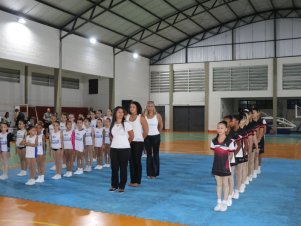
xmin=144 ymin=101 xmax=163 ymax=179
xmin=126 ymin=101 xmax=148 ymax=187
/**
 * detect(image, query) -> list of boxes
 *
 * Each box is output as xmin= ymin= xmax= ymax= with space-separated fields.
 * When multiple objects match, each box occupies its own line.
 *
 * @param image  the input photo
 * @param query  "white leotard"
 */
xmin=63 ymin=130 xmax=73 ymax=150
xmin=25 ymin=135 xmax=37 ymax=158
xmin=94 ymin=127 xmax=104 ymax=147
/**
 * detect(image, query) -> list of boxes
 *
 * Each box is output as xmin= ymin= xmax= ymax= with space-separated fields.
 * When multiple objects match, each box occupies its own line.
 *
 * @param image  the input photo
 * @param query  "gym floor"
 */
xmin=0 ymin=132 xmax=300 ymax=226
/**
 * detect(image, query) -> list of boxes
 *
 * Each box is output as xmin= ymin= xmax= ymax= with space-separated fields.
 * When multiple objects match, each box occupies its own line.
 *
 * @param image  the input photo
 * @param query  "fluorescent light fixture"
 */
xmin=18 ymin=17 xmax=26 ymax=24
xmin=133 ymin=53 xmax=139 ymax=59
xmin=89 ymin=37 xmax=97 ymax=44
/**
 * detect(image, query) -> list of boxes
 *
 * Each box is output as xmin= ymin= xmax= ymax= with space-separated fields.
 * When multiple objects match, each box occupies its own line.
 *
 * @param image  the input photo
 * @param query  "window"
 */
xmin=287 ymin=99 xmax=301 ymax=109
xmin=283 ymin=63 xmax=301 ymax=90
xmin=173 ymin=68 xmax=205 ymax=92
xmin=0 ymin=67 xmax=20 ymax=83
xmin=239 ymin=100 xmax=272 ymax=111
xmin=63 ymin=77 xmax=79 ymax=89
xmin=150 ymin=71 xmax=169 ymax=93
xmin=213 ymin=65 xmax=268 ymax=91
xmin=32 ymin=72 xmax=54 ymax=87
xmin=32 ymin=73 xmax=79 ymax=89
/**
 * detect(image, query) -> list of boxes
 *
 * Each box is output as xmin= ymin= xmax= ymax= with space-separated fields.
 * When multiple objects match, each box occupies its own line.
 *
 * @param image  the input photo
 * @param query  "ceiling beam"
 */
xmin=114 ymin=0 xmax=236 ymax=53
xmin=85 ymin=0 xmax=177 ymax=50
xmin=161 ymin=0 xmax=207 ymax=31
xmin=34 ymin=0 xmax=160 ymax=51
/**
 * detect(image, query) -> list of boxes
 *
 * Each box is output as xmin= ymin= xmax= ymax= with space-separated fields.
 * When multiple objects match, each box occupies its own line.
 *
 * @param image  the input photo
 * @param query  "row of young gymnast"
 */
xmin=211 ymin=107 xmax=266 ymax=212
xmin=0 ymin=101 xmax=163 ymax=192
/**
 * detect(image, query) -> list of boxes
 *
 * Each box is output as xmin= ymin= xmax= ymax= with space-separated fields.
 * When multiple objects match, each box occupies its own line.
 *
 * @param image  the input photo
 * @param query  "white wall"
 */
xmin=208 ymin=59 xmax=273 ymax=130
xmin=0 ymin=59 xmax=25 ymax=121
xmin=154 ymin=19 xmax=301 ymax=65
xmin=62 ymin=35 xmax=113 ymax=78
xmin=114 ymin=51 xmax=150 ymax=107
xmin=0 ymin=11 xmax=59 ymax=68
xmin=0 ymin=10 xmax=114 ymax=78
xmin=0 ymin=59 xmax=110 ymax=118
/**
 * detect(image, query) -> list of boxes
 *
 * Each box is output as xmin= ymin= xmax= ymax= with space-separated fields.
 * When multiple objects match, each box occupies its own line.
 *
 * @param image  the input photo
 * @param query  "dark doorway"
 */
xmin=173 ymin=106 xmax=204 ymax=131
xmin=156 ymin=106 xmax=165 ymax=130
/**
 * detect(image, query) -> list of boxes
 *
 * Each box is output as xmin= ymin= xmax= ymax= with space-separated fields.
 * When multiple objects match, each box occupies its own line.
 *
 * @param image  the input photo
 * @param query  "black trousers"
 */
xmin=110 ymin=148 xmax=130 ymax=189
xmin=144 ymin=134 xmax=161 ymax=177
xmin=129 ymin=141 xmax=144 ymax=184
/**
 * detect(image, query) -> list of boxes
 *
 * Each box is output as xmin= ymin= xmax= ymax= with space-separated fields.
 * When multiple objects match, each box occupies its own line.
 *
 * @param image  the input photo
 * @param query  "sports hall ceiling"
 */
xmin=0 ymin=0 xmax=300 ymax=64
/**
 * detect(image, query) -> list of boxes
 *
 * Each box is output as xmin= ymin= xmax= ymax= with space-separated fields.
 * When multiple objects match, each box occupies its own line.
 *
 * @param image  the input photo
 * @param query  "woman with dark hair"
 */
xmin=144 ymin=101 xmax=163 ymax=179
xmin=109 ymin=106 xmax=134 ymax=192
xmin=126 ymin=101 xmax=148 ymax=187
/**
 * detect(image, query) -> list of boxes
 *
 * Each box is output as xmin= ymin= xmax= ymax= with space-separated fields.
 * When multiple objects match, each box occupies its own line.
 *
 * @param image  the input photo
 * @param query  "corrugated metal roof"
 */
xmin=0 ymin=0 xmax=299 ymax=61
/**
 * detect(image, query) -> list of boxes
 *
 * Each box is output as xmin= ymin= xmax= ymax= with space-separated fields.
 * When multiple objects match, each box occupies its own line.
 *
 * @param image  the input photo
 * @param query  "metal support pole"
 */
xmin=109 ymin=48 xmax=116 ymax=109
xmin=54 ymin=30 xmax=62 ymax=116
xmin=272 ymin=58 xmax=277 ymax=134
xmin=204 ymin=62 xmax=209 ymax=132
xmin=169 ymin=64 xmax=174 ymax=131
xmin=24 ymin=65 xmax=28 ymax=104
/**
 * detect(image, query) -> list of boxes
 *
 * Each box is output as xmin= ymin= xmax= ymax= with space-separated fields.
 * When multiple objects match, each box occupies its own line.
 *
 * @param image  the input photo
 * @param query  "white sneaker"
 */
xmin=233 ymin=190 xmax=240 ymax=199
xmin=214 ymin=203 xmax=222 ymax=211
xmin=249 ymin=176 xmax=253 ymax=182
xmin=39 ymin=175 xmax=45 ymax=183
xmin=50 ymin=165 xmax=56 ymax=171
xmin=62 ymin=164 xmax=66 ymax=169
xmin=227 ymin=197 xmax=232 ymax=207
xmin=25 ymin=179 xmax=35 ymax=185
xmin=252 ymin=172 xmax=257 ymax=179
xmin=66 ymin=172 xmax=72 ymax=177
xmin=240 ymin=184 xmax=246 ymax=193
xmin=106 ymin=164 xmax=111 ymax=167
xmin=52 ymin=174 xmax=61 ymax=180
xmin=0 ymin=174 xmax=8 ymax=180
xmin=63 ymin=172 xmax=68 ymax=177
xmin=83 ymin=166 xmax=89 ymax=172
xmin=78 ymin=168 xmax=83 ymax=175
xmin=257 ymin=166 xmax=261 ymax=174
xmin=142 ymin=153 xmax=147 ymax=158
xmin=86 ymin=166 xmax=92 ymax=172
xmin=17 ymin=170 xmax=26 ymax=176
xmin=220 ymin=201 xmax=228 ymax=212
xmin=74 ymin=169 xmax=80 ymax=175
xmin=35 ymin=176 xmax=41 ymax=183
xmin=93 ymin=158 xmax=97 ymax=162
xmin=245 ymin=177 xmax=250 ymax=185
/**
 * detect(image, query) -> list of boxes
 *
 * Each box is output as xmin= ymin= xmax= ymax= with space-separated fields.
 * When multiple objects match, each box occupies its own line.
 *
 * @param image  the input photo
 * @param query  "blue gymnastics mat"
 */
xmin=0 ymin=154 xmax=300 ymax=226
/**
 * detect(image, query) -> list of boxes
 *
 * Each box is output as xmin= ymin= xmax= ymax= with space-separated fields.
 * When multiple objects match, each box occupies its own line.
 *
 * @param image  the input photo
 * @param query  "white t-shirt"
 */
xmin=51 ymin=131 xmax=62 ymax=149
xmin=0 ymin=132 xmax=8 ymax=152
xmin=37 ymin=133 xmax=44 ymax=155
xmin=63 ymin=130 xmax=73 ymax=150
xmin=85 ymin=127 xmax=93 ymax=146
xmin=25 ymin=135 xmax=37 ymax=158
xmin=48 ymin=124 xmax=54 ymax=136
xmin=60 ymin=122 xmax=66 ymax=133
xmin=94 ymin=127 xmax=104 ymax=147
xmin=75 ymin=129 xmax=85 ymax=152
xmin=16 ymin=129 xmax=26 ymax=147
xmin=91 ymin=119 xmax=97 ymax=128
xmin=111 ymin=122 xmax=132 ymax=149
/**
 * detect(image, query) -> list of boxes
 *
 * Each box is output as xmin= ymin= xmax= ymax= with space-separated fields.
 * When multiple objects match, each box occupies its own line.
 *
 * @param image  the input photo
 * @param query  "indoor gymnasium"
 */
xmin=0 ymin=0 xmax=301 ymax=226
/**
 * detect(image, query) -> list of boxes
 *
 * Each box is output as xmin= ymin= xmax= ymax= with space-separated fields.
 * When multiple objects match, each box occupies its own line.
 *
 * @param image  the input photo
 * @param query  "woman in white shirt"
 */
xmin=144 ymin=101 xmax=163 ymax=179
xmin=110 ymin=106 xmax=134 ymax=192
xmin=126 ymin=101 xmax=148 ymax=187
